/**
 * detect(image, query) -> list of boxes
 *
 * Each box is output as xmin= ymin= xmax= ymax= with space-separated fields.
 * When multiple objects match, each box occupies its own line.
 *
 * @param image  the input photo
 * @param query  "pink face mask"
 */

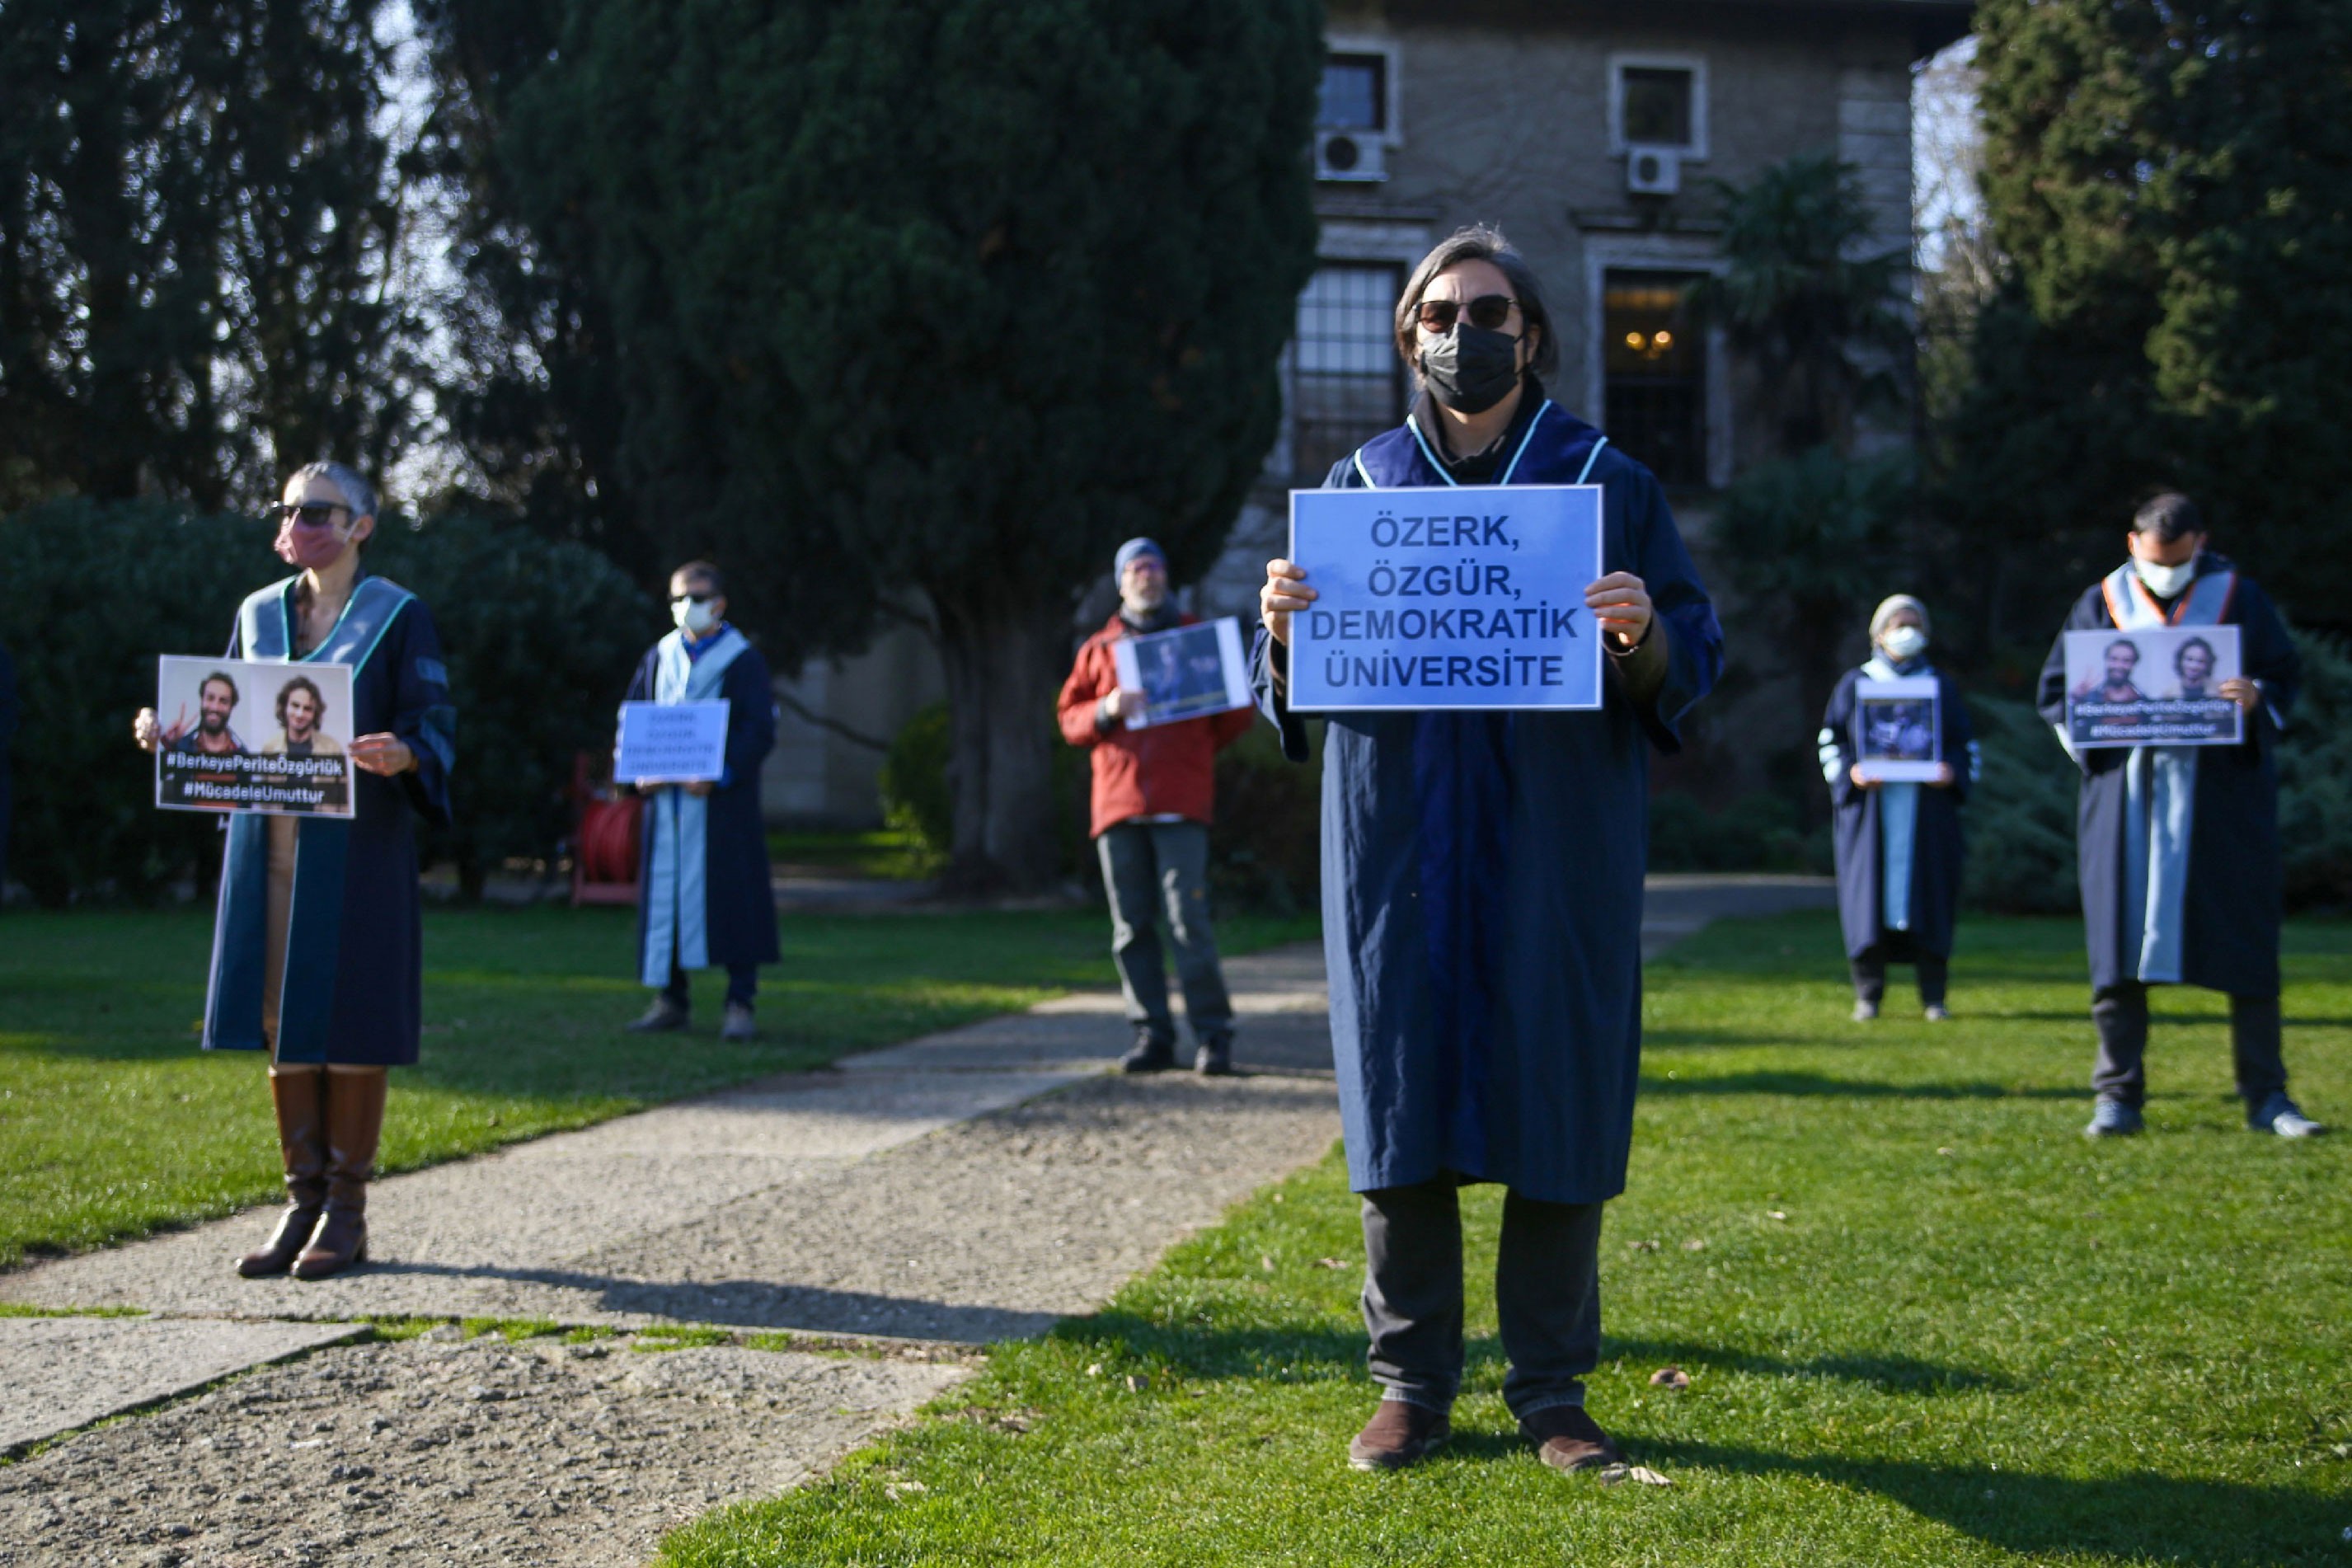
xmin=274 ymin=509 xmax=352 ymax=569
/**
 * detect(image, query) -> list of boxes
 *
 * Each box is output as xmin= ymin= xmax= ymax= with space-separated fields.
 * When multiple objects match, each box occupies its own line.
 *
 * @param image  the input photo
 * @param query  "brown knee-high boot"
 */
xmin=293 ymin=1068 xmax=387 ymax=1280
xmin=237 ymin=1070 xmax=327 ymax=1278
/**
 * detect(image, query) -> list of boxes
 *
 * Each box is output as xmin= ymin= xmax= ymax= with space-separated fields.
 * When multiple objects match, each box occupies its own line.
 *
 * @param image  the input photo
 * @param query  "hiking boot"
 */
xmin=1346 ymin=1398 xmax=1451 ymax=1472
xmin=2084 ymin=1099 xmax=2143 ymax=1138
xmin=1520 ymin=1405 xmax=1623 ymax=1473
xmin=627 ymin=997 xmax=688 ymax=1033
xmin=1120 ymin=1031 xmax=1176 ymax=1073
xmin=1194 ymin=1033 xmax=1235 ymax=1077
xmin=721 ymin=1002 xmax=758 ymax=1043
xmin=1852 ymin=999 xmax=1879 ymax=1022
xmin=2248 ymin=1091 xmax=2324 ymax=1138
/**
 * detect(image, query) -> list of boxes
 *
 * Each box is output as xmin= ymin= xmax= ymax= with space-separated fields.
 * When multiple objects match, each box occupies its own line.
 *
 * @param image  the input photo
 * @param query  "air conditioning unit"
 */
xmin=1315 ymin=129 xmax=1387 ymax=183
xmin=1626 ymin=145 xmax=1683 ymax=196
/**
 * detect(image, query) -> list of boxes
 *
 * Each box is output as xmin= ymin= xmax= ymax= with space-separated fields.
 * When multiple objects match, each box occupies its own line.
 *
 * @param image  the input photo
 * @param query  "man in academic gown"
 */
xmin=2035 ymin=491 xmax=2323 ymax=1138
xmin=136 ymin=461 xmax=457 ymax=1281
xmin=1256 ymin=228 xmax=1722 ymax=1475
xmin=1819 ymin=595 xmax=1978 ymax=1021
xmin=622 ymin=561 xmax=779 ymax=1042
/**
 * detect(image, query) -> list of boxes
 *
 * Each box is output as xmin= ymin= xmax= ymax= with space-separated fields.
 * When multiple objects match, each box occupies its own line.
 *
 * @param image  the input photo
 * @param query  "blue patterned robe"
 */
xmin=1253 ymin=397 xmax=1722 ymax=1203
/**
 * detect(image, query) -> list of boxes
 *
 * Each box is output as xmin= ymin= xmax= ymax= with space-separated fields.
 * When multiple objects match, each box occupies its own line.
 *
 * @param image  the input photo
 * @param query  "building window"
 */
xmin=1603 ymin=271 xmax=1708 ymax=488
xmin=1608 ymin=55 xmax=1707 ymax=157
xmin=1293 ymin=263 xmax=1405 ymax=483
xmin=1320 ymin=54 xmax=1386 ymax=132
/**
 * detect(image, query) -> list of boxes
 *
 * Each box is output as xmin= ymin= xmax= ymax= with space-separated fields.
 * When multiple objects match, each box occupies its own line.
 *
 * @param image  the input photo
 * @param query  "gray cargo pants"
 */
xmin=1096 ymin=819 xmax=1233 ymax=1047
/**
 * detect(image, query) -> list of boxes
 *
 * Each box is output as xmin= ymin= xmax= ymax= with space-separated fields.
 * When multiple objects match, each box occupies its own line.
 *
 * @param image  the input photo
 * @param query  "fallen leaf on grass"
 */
xmin=1766 ymin=1211 xmax=1787 ymax=1222
xmin=1681 ymin=1238 xmax=1707 ymax=1252
xmin=884 ymin=1481 xmax=927 ymax=1500
xmin=1261 ymin=1256 xmax=1275 ymax=1273
xmin=1085 ymin=1364 xmax=1102 ymax=1378
xmin=1124 ymin=1373 xmax=1148 ymax=1392
xmin=1628 ymin=1240 xmax=1660 ymax=1253
xmin=1648 ymin=1365 xmax=1691 ymax=1390
xmin=1313 ymin=1257 xmax=1347 ymax=1270
xmin=1598 ymin=1464 xmax=1674 ymax=1487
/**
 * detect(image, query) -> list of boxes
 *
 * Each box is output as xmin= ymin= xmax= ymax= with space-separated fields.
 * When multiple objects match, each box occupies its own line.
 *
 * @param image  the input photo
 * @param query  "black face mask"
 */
xmin=1418 ymin=324 xmax=1523 ymax=415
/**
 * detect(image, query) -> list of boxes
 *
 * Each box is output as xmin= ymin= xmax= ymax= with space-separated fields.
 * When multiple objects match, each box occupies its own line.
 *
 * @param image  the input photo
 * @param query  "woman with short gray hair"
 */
xmin=135 ymin=462 xmax=454 ymax=1280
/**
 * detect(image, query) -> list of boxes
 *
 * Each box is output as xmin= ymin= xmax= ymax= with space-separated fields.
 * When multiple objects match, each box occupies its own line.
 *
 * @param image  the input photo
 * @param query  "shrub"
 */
xmin=1210 ymin=723 xmax=1321 ymax=915
xmin=0 ymin=500 xmax=650 ymax=904
xmin=1961 ymin=694 xmax=2080 ymax=913
xmin=882 ymin=702 xmax=1091 ymax=885
xmin=1647 ymin=790 xmax=1825 ymax=874
xmin=2277 ymin=629 xmax=2352 ymax=910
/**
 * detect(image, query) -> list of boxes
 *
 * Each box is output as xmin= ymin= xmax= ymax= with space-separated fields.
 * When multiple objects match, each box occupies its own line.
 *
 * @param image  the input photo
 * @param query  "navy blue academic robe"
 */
xmin=2035 ymin=553 xmax=2299 ymax=996
xmin=1252 ymin=397 xmax=1723 ymax=1204
xmin=627 ymin=629 xmax=780 ymax=984
xmin=204 ymin=575 xmax=456 ymax=1066
xmin=1821 ymin=663 xmax=1974 ymax=960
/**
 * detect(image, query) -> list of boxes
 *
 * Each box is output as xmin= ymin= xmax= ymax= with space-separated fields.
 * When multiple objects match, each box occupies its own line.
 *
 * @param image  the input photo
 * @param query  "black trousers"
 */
xmin=1360 ymin=1175 xmax=1603 ymax=1420
xmin=1852 ymin=931 xmax=1948 ymax=1006
xmin=2091 ymin=981 xmax=2285 ymax=1110
xmin=663 ymin=960 xmax=759 ymax=1011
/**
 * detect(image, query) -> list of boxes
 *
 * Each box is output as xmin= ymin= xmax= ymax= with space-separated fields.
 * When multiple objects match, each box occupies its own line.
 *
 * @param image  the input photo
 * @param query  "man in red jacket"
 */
xmin=1059 ymin=538 xmax=1257 ymax=1074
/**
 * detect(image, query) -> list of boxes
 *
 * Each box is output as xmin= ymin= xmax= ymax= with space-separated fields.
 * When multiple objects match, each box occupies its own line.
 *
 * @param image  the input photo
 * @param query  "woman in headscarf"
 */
xmin=136 ymin=461 xmax=454 ymax=1279
xmin=1819 ymin=595 xmax=1976 ymax=1021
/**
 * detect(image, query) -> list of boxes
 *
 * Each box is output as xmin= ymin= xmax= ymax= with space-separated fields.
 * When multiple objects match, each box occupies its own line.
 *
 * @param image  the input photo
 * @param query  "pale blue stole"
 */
xmin=2101 ymin=563 xmax=2236 ymax=984
xmin=207 ymin=575 xmax=415 ymax=1059
xmin=639 ymin=626 xmax=749 ymax=987
xmin=1860 ymin=655 xmax=1922 ymax=933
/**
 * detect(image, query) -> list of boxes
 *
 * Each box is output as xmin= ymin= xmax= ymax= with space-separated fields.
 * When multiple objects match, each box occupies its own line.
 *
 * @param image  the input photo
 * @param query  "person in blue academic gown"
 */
xmin=621 ymin=561 xmax=779 ymax=1042
xmin=2035 ymin=491 xmax=2323 ymax=1139
xmin=1819 ymin=595 xmax=1978 ymax=1021
xmin=1254 ymin=228 xmax=1723 ymax=1475
xmin=134 ymin=462 xmax=456 ymax=1280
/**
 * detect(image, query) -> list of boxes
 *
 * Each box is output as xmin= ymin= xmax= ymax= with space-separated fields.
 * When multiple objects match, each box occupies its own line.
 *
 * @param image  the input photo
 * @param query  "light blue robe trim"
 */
xmin=639 ymin=627 xmax=750 ymax=988
xmin=2104 ymin=564 xmax=2235 ymax=984
xmin=1391 ymin=401 xmax=1562 ymax=488
xmin=1860 ymin=655 xmax=1925 ymax=933
xmin=214 ymin=575 xmax=415 ymax=1059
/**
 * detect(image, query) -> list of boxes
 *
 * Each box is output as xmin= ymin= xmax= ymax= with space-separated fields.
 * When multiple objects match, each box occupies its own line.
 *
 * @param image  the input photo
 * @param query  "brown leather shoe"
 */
xmin=237 ymin=1071 xmax=327 ymax=1278
xmin=1520 ymin=1405 xmax=1623 ymax=1472
xmin=293 ymin=1069 xmax=387 ymax=1281
xmin=1347 ymin=1398 xmax=1451 ymax=1472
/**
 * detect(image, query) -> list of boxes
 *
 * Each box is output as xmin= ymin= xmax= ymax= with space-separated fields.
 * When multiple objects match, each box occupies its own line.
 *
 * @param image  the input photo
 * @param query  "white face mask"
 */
xmin=2134 ymin=555 xmax=2197 ymax=599
xmin=1879 ymin=626 xmax=1928 ymax=662
xmin=672 ymin=596 xmax=720 ymax=634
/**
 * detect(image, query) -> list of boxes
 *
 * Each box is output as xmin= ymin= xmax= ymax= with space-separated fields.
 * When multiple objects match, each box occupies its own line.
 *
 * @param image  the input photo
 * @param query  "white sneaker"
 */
xmin=2250 ymin=1091 xmax=2324 ymax=1138
xmin=1852 ymin=1000 xmax=1879 ymax=1022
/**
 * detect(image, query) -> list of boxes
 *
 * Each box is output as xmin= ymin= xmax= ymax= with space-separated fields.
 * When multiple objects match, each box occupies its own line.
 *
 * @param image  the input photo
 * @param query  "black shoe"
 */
xmin=627 ymin=998 xmax=689 ymax=1033
xmin=1120 ymin=1031 xmax=1176 ymax=1073
xmin=1194 ymin=1034 xmax=1234 ymax=1077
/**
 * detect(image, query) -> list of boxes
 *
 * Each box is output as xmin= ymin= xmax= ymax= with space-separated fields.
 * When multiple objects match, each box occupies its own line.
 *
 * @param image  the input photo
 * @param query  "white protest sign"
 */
xmin=1286 ymin=484 xmax=1605 ymax=711
xmin=2062 ymin=625 xmax=2244 ymax=749
xmin=616 ymin=700 xmax=731 ymax=784
xmin=155 ymin=656 xmax=358 ymax=819
xmin=1110 ymin=618 xmax=1251 ymax=730
xmin=1853 ymin=676 xmax=1943 ymax=782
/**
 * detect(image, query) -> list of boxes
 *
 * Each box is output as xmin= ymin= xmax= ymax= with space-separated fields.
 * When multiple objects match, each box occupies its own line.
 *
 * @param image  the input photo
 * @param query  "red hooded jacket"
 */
xmin=1057 ymin=611 xmax=1256 ymax=838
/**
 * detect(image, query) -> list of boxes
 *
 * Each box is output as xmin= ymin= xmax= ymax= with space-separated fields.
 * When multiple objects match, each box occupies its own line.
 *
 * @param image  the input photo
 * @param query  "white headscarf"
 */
xmin=1869 ymin=594 xmax=1929 ymax=644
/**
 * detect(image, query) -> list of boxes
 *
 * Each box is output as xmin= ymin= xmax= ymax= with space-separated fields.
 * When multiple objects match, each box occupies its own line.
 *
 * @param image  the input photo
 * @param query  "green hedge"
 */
xmin=0 ymin=500 xmax=650 ymax=905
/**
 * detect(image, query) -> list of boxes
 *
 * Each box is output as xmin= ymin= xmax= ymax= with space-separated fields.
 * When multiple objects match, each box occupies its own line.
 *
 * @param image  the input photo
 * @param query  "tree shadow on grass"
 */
xmin=1601 ymin=1336 xmax=2011 ymax=1396
xmin=1622 ymin=1438 xmax=2340 ymax=1568
xmin=1639 ymin=1070 xmax=2078 ymax=1101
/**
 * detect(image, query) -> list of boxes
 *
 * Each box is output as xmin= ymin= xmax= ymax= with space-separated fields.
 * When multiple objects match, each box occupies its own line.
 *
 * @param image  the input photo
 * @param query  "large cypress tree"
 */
xmin=1955 ymin=0 xmax=2352 ymax=644
xmin=0 ymin=0 xmax=409 ymax=509
xmin=462 ymin=0 xmax=1322 ymax=890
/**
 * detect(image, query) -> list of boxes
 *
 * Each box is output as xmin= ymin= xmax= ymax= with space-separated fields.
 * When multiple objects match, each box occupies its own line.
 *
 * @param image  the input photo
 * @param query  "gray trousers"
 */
xmin=1361 ymin=1176 xmax=1603 ymax=1420
xmin=2092 ymin=982 xmax=2286 ymax=1110
xmin=1096 ymin=820 xmax=1232 ymax=1045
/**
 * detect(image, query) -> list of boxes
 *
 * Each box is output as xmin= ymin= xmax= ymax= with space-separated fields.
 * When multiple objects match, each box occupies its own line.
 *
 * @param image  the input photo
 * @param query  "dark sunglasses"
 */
xmin=1415 ymin=293 xmax=1519 ymax=333
xmin=274 ymin=500 xmax=348 ymax=526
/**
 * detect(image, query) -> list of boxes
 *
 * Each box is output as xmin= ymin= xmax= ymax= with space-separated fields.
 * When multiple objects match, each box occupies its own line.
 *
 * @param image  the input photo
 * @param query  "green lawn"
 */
xmin=663 ymin=912 xmax=2352 ymax=1567
xmin=0 ymin=903 xmax=1314 ymax=1270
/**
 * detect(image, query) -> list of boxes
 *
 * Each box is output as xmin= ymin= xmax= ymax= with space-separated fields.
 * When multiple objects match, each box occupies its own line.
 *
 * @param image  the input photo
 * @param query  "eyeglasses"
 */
xmin=1415 ymin=294 xmax=1519 ymax=334
xmin=274 ymin=501 xmax=348 ymax=526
